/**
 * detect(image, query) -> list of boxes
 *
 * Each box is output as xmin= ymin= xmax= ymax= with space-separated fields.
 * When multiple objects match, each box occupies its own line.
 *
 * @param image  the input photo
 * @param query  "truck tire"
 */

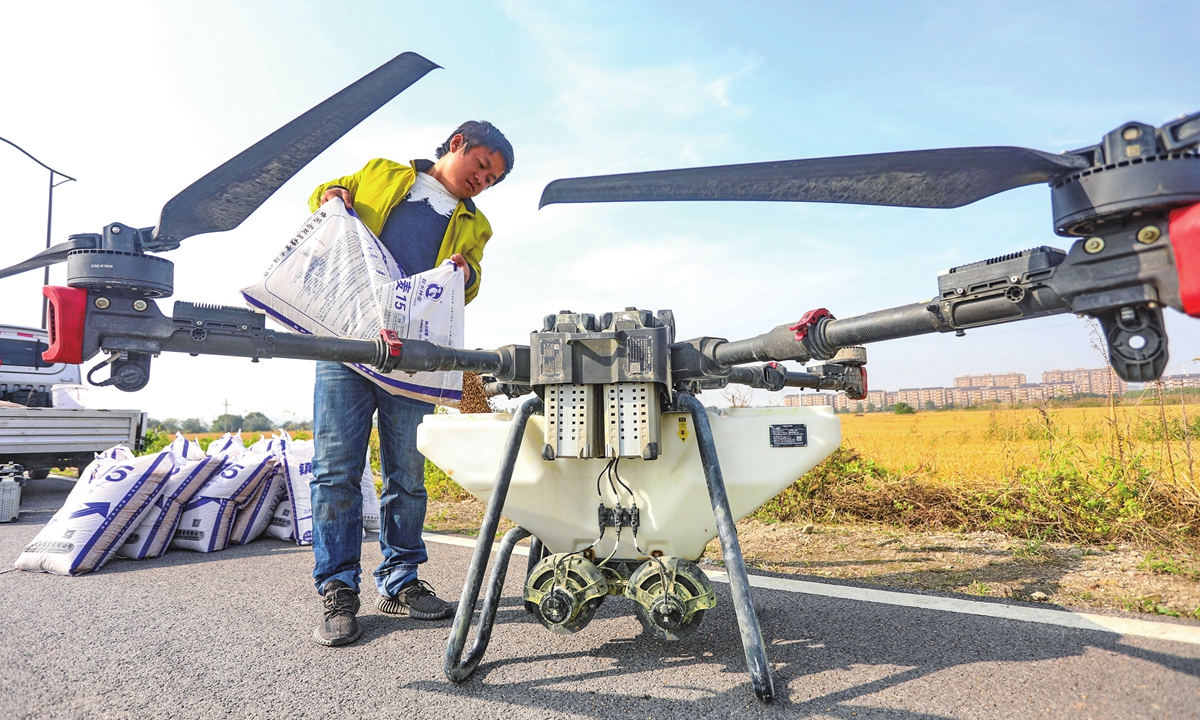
xmin=27 ymin=468 xmax=50 ymax=480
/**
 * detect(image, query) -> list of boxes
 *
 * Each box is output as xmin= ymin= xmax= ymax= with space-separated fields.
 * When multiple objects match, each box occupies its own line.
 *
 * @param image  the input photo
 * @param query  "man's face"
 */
xmin=434 ymin=134 xmax=507 ymax=199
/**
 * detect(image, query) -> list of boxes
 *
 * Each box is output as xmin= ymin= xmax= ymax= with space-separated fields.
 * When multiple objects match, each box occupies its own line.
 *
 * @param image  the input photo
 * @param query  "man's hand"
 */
xmin=321 ymin=187 xmax=354 ymax=210
xmin=450 ymin=253 xmax=472 ymax=284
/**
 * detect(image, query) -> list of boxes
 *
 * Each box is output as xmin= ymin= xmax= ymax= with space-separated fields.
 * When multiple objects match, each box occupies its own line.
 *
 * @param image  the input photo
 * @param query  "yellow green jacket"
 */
xmin=308 ymin=158 xmax=491 ymax=304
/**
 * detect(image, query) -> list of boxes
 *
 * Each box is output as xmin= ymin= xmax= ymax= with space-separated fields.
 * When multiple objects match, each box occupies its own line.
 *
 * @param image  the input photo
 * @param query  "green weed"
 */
xmin=966 ymin=580 xmax=989 ymax=596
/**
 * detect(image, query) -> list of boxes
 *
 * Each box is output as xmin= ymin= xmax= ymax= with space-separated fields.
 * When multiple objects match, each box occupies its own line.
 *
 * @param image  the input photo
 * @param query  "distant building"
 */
xmin=953 ymin=372 xmax=1026 ymax=389
xmin=896 ymin=387 xmax=949 ymax=409
xmin=1160 ymin=373 xmax=1200 ymax=390
xmin=865 ymin=389 xmax=890 ymax=408
xmin=783 ymin=366 xmax=1194 ymax=412
xmin=1041 ymin=367 xmax=1127 ymax=396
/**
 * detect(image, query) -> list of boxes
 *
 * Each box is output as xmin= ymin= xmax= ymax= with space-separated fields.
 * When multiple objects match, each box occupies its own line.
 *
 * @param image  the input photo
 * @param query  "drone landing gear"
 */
xmin=443 ymin=393 xmax=775 ymax=705
xmin=444 ymin=397 xmax=541 ymax=683
xmin=677 ymin=393 xmax=776 ymax=704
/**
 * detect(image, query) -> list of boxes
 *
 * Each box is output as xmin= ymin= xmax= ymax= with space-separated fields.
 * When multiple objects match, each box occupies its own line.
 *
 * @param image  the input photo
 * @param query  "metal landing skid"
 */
xmin=443 ymin=395 xmax=776 ymax=704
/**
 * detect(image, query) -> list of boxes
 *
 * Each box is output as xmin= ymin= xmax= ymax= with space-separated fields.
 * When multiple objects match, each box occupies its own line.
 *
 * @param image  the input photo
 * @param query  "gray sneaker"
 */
xmin=313 ymin=580 xmax=362 ymax=646
xmin=377 ymin=579 xmax=454 ymax=620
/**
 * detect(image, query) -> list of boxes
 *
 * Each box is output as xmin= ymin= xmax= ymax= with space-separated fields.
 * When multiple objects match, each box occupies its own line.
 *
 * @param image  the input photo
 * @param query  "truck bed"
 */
xmin=0 ymin=408 xmax=146 ymax=469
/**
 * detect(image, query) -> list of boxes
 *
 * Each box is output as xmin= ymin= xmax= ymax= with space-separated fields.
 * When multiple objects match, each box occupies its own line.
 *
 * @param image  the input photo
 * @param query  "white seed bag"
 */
xmin=229 ymin=465 xmax=286 ymax=545
xmin=117 ymin=434 xmax=225 ymax=560
xmin=206 ymin=432 xmax=245 ymax=457
xmin=172 ymin=452 xmax=278 ymax=553
xmin=240 ymin=201 xmax=465 ymax=406
xmin=15 ymin=451 xmax=177 ymax=575
xmin=229 ymin=432 xmax=289 ymax=544
xmin=78 ymin=445 xmax=136 ymax=485
xmin=276 ymin=440 xmax=315 ymax=545
xmin=266 ymin=500 xmax=295 ymax=541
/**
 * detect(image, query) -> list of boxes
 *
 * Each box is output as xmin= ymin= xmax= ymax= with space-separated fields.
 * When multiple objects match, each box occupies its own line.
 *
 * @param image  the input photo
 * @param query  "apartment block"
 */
xmin=1160 ymin=373 xmax=1200 ymax=390
xmin=1041 ymin=368 xmax=1127 ymax=396
xmin=953 ymin=372 xmax=1026 ymax=389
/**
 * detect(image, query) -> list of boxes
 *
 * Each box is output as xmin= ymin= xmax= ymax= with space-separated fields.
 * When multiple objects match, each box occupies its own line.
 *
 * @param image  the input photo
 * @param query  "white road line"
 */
xmin=422 ymin=532 xmax=1200 ymax=647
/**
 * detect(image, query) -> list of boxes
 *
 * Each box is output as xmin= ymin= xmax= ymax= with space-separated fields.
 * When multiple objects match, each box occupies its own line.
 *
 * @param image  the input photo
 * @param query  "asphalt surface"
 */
xmin=2 ymin=478 xmax=1198 ymax=719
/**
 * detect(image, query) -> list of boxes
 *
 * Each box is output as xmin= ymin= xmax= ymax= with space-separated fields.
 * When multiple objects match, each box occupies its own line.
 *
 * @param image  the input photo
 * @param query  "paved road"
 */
xmin=2 ymin=478 xmax=1197 ymax=719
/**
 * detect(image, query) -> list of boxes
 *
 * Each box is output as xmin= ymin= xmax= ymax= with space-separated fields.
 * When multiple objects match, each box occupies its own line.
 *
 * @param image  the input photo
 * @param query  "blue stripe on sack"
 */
xmin=230 ymin=456 xmax=277 ymax=505
xmin=72 ymin=452 xmax=162 ymax=569
xmin=232 ymin=467 xmax=278 ymax=544
xmin=283 ymin=449 xmax=307 ymax=545
xmin=80 ymin=452 xmax=173 ymax=573
xmin=350 ymin=363 xmax=463 ymax=402
xmin=212 ymin=500 xmax=236 ymax=552
xmin=241 ymin=294 xmax=313 ymax=335
xmin=141 ymin=504 xmax=182 ymax=558
xmin=144 ymin=456 xmax=223 ymax=557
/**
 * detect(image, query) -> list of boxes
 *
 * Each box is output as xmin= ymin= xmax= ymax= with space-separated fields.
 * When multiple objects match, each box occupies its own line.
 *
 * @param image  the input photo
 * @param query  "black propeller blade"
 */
xmin=152 ymin=51 xmax=440 ymax=249
xmin=539 ymin=146 xmax=1089 ymax=210
xmin=0 ymin=236 xmax=98 ymax=281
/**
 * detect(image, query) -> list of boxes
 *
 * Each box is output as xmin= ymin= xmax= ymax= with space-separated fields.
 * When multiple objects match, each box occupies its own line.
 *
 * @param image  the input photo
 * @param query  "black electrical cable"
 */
xmin=595 ymin=458 xmax=615 ymax=497
xmin=611 ymin=457 xmax=633 ymax=497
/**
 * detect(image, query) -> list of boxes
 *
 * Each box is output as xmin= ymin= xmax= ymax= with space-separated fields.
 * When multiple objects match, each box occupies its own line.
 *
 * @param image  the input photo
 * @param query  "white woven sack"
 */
xmin=172 ymin=451 xmax=278 ymax=553
xmin=278 ymin=439 xmax=315 ymax=545
xmin=248 ymin=432 xmax=290 ymax=454
xmin=240 ymin=201 xmax=465 ymax=406
xmin=206 ymin=432 xmax=245 ymax=457
xmin=117 ymin=434 xmax=225 ymax=560
xmin=266 ymin=500 xmax=294 ymax=541
xmin=230 ymin=432 xmax=289 ymax=544
xmin=15 ymin=451 xmax=176 ymax=575
xmin=229 ymin=465 xmax=286 ymax=545
xmin=78 ymin=445 xmax=135 ymax=485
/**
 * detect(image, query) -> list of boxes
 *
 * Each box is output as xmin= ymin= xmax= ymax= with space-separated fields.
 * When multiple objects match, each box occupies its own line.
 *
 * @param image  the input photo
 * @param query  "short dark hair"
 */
xmin=436 ymin=121 xmax=515 ymax=184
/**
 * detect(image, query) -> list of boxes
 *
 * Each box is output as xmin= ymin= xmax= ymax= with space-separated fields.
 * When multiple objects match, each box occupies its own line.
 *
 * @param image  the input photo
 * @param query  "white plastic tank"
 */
xmin=417 ymin=405 xmax=841 ymax=560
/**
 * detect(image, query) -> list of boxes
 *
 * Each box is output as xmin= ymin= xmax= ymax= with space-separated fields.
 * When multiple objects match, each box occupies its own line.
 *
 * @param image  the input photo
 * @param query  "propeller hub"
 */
xmin=66 ymin=250 xmax=174 ymax=298
xmin=1051 ymin=151 xmax=1200 ymax=236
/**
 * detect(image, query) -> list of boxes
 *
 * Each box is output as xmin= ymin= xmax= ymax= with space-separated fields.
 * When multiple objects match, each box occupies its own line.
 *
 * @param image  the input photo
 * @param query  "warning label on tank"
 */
xmin=769 ymin=424 xmax=808 ymax=447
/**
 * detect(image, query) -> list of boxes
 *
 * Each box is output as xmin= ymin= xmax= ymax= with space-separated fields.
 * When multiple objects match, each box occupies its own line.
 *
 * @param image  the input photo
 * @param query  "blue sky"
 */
xmin=1 ymin=1 xmax=1197 ymax=422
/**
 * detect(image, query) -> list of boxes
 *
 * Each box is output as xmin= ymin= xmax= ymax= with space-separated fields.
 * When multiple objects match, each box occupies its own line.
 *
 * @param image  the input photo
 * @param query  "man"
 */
xmin=306 ymin=121 xmax=514 ymax=646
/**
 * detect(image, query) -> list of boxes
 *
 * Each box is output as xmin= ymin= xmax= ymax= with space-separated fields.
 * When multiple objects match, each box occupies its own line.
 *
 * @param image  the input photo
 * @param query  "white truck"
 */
xmin=0 ymin=323 xmax=146 ymax=479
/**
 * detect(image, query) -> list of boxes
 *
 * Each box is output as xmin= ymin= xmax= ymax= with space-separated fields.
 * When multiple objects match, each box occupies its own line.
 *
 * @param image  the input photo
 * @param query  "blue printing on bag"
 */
xmin=74 ymin=452 xmax=173 ymax=573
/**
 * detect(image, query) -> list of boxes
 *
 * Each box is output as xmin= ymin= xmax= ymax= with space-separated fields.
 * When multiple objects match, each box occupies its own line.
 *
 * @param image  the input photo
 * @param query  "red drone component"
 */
xmin=1169 ymin=202 xmax=1200 ymax=318
xmin=789 ymin=308 xmax=832 ymax=342
xmin=379 ymin=328 xmax=403 ymax=356
xmin=42 ymin=286 xmax=89 ymax=365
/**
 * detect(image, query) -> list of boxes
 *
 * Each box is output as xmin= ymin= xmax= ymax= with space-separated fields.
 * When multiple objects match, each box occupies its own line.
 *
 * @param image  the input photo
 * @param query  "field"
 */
xmin=754 ymin=402 xmax=1200 ymax=547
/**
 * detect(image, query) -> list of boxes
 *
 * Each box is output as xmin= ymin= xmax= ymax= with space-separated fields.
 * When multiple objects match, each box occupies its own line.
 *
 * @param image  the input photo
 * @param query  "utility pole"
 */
xmin=223 ymin=398 xmax=231 ymax=416
xmin=0 ymin=136 xmax=75 ymax=328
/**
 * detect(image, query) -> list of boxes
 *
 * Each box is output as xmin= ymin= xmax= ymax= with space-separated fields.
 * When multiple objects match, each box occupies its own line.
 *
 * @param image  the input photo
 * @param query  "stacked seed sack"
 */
xmin=13 ymin=430 xmax=383 ymax=576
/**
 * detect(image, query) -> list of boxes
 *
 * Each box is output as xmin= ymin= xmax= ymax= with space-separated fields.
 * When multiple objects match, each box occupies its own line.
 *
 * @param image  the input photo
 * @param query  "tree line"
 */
xmin=148 ymin=413 xmax=312 ymax=434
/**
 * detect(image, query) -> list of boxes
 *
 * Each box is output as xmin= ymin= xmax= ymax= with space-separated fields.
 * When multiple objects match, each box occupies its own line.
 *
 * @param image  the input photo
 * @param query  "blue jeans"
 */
xmin=310 ymin=361 xmax=434 ymax=597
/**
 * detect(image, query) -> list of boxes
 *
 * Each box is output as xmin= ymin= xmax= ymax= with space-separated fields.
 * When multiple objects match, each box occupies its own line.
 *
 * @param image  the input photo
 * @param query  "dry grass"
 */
xmin=838 ymin=404 xmax=1199 ymax=488
xmin=754 ymin=400 xmax=1200 ymax=548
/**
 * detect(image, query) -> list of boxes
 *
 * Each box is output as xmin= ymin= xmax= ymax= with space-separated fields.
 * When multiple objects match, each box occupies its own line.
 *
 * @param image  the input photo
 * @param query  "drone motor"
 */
xmin=522 ymin=553 xmax=609 ymax=634
xmin=624 ymin=556 xmax=716 ymax=642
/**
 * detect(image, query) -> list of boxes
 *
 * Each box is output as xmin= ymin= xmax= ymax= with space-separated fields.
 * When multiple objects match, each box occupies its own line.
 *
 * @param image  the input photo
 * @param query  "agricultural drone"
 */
xmin=2 ymin=51 xmax=1198 ymax=705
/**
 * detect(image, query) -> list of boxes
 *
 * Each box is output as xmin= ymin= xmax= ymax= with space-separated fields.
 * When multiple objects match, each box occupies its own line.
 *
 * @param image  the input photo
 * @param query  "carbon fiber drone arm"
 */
xmin=704 ymin=204 xmax=1199 ymax=383
xmin=46 ymin=288 xmax=528 ymax=392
